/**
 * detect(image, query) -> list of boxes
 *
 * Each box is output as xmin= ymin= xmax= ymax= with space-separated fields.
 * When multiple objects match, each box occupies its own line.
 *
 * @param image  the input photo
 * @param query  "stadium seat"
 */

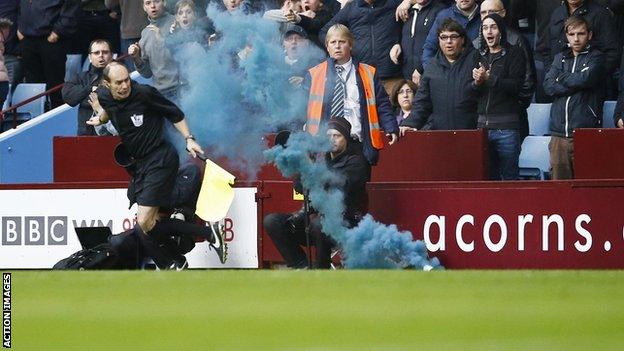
xmin=519 ymin=136 xmax=551 ymax=180
xmin=602 ymin=101 xmax=616 ymax=128
xmin=527 ymin=103 xmax=551 ymax=136
xmin=11 ymin=83 xmax=47 ymax=120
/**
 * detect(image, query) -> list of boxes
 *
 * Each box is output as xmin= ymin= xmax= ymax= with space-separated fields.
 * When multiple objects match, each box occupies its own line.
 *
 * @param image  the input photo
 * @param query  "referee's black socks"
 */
xmin=150 ymin=218 xmax=215 ymax=244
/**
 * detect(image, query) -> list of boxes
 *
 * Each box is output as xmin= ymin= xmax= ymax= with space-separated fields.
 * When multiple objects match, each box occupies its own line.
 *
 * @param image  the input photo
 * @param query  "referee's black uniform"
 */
xmin=98 ymin=81 xmax=183 ymax=208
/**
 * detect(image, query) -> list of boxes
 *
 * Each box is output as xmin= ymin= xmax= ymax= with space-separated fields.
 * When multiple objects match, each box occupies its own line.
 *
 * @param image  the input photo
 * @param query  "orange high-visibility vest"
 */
xmin=306 ymin=61 xmax=384 ymax=149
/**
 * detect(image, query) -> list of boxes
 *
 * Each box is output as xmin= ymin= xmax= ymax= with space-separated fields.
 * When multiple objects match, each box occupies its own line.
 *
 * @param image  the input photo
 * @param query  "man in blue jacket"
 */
xmin=17 ymin=0 xmax=80 ymax=108
xmin=421 ymin=0 xmax=480 ymax=68
xmin=544 ymin=16 xmax=606 ymax=179
xmin=395 ymin=0 xmax=446 ymax=86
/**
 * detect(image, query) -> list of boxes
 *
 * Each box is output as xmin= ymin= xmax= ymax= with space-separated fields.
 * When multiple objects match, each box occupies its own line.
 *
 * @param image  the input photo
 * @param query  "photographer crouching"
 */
xmin=264 ymin=118 xmax=369 ymax=269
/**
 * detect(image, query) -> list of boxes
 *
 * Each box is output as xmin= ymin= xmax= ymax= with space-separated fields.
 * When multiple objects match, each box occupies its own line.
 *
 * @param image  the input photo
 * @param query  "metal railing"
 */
xmin=0 ymin=83 xmax=63 ymax=129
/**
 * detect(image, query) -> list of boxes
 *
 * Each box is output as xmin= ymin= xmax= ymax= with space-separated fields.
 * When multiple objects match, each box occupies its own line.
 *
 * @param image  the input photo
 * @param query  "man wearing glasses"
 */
xmin=420 ymin=0 xmax=480 ymax=68
xmin=62 ymin=39 xmax=116 ymax=135
xmin=400 ymin=18 xmax=478 ymax=132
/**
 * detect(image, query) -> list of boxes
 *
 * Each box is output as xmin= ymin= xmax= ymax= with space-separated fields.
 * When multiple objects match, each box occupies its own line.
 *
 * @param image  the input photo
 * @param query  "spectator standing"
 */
xmin=400 ymin=19 xmax=478 ymax=133
xmin=62 ymin=39 xmax=115 ymax=135
xmin=166 ymin=0 xmax=209 ymax=15
xmin=390 ymin=79 xmax=419 ymax=127
xmin=128 ymin=0 xmax=180 ymax=100
xmin=545 ymin=0 xmax=619 ymax=75
xmin=306 ymin=24 xmax=399 ymax=166
xmin=282 ymin=24 xmax=324 ymax=85
xmin=74 ymin=1 xmax=121 ymax=56
xmin=319 ymin=0 xmax=404 ymax=94
xmin=17 ymin=0 xmax=80 ymax=108
xmin=421 ymin=0 xmax=480 ymax=68
xmin=394 ymin=0 xmax=446 ymax=86
xmin=263 ymin=0 xmax=303 ymax=23
xmin=0 ymin=1 xmax=21 ymax=89
xmin=285 ymin=0 xmax=338 ymax=50
xmin=0 ymin=18 xmax=11 ymax=108
xmin=614 ymin=71 xmax=624 ymax=128
xmin=473 ymin=0 xmax=535 ymax=141
xmin=105 ymin=0 xmax=149 ymax=70
xmin=473 ymin=13 xmax=526 ymax=180
xmin=544 ymin=16 xmax=606 ymax=179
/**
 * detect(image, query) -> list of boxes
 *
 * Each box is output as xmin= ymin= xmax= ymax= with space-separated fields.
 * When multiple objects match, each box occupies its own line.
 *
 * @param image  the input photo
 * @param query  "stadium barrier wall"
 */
xmin=0 ymin=105 xmax=77 ymax=184
xmin=0 ymin=183 xmax=259 ymax=269
xmin=3 ymin=130 xmax=624 ymax=268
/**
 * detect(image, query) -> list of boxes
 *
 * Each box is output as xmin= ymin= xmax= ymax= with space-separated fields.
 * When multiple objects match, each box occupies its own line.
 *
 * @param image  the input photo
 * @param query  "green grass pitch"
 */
xmin=9 ymin=270 xmax=624 ymax=350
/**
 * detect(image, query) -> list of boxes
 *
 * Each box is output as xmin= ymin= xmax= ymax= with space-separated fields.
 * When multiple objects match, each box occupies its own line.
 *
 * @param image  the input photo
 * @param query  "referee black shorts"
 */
xmin=127 ymin=142 xmax=179 ymax=208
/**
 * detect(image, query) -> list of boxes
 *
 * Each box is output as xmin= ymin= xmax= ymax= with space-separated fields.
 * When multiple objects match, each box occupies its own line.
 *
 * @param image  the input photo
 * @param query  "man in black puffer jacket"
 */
xmin=62 ymin=39 xmax=115 ymax=136
xmin=319 ymin=0 xmax=404 ymax=94
xmin=544 ymin=0 xmax=618 ymax=75
xmin=399 ymin=18 xmax=478 ymax=132
xmin=398 ymin=0 xmax=446 ymax=85
xmin=544 ymin=16 xmax=606 ymax=180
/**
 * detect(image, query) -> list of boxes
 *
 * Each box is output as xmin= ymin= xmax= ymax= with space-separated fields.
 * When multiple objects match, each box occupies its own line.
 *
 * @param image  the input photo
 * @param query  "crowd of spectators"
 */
xmin=2 ymin=0 xmax=624 ymax=180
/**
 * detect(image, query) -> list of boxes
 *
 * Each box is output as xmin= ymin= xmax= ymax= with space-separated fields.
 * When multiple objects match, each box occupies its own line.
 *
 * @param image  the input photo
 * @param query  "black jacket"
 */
xmin=400 ymin=0 xmax=446 ymax=78
xmin=401 ymin=46 xmax=478 ymax=130
xmin=62 ymin=65 xmax=104 ymax=135
xmin=298 ymin=6 xmax=337 ymax=50
xmin=543 ymin=46 xmax=606 ymax=138
xmin=320 ymin=0 xmax=403 ymax=79
xmin=475 ymin=44 xmax=527 ymax=130
xmin=545 ymin=0 xmax=620 ymax=74
xmin=98 ymin=82 xmax=184 ymax=159
xmin=473 ymin=27 xmax=536 ymax=108
xmin=0 ymin=0 xmax=19 ymax=56
xmin=18 ymin=0 xmax=80 ymax=38
xmin=325 ymin=147 xmax=370 ymax=222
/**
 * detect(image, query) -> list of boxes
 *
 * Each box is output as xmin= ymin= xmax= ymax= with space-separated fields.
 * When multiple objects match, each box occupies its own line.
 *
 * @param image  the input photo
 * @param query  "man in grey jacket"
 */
xmin=128 ymin=0 xmax=179 ymax=100
xmin=105 ymin=0 xmax=149 ymax=70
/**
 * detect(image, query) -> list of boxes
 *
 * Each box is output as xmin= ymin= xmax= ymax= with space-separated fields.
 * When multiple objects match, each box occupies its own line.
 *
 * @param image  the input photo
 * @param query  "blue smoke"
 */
xmin=170 ymin=6 xmax=323 ymax=177
xmin=169 ymin=7 xmax=442 ymax=269
xmin=264 ymin=131 xmax=443 ymax=270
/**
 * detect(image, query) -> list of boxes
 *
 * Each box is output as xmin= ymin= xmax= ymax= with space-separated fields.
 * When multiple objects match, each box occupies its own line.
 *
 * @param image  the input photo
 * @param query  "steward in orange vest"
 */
xmin=305 ymin=57 xmax=399 ymax=165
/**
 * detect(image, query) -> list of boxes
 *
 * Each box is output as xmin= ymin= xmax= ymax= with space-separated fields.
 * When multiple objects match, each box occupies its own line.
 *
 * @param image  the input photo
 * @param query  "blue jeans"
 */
xmin=488 ymin=129 xmax=520 ymax=180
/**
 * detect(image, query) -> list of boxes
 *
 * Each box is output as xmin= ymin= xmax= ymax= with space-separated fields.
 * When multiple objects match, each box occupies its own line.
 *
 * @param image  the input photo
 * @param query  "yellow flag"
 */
xmin=293 ymin=189 xmax=304 ymax=201
xmin=195 ymin=158 xmax=236 ymax=222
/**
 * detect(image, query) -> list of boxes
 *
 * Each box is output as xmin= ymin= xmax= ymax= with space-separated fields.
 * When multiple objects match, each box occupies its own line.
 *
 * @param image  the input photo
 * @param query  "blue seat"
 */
xmin=11 ymin=83 xmax=47 ymax=120
xmin=527 ymin=103 xmax=551 ymax=136
xmin=519 ymin=136 xmax=551 ymax=180
xmin=602 ymin=101 xmax=616 ymax=128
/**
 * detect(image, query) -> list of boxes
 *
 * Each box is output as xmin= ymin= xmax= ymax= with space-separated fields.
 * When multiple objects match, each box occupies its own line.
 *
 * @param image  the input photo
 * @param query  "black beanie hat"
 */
xmin=328 ymin=118 xmax=352 ymax=139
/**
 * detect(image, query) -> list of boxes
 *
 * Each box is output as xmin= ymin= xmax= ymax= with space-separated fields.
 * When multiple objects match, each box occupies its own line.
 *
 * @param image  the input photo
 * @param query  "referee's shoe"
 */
xmin=209 ymin=222 xmax=228 ymax=264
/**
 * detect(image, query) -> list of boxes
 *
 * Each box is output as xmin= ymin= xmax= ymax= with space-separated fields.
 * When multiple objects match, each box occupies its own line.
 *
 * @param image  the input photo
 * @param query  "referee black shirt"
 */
xmin=98 ymin=82 xmax=184 ymax=159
